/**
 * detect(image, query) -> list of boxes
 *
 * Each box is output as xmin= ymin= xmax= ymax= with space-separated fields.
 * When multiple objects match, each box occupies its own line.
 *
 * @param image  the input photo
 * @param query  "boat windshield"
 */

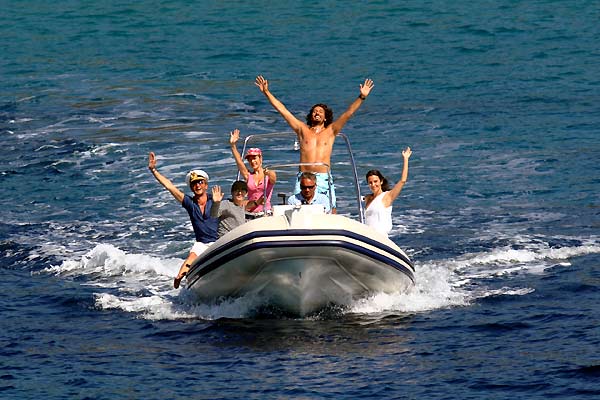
xmin=237 ymin=132 xmax=365 ymax=222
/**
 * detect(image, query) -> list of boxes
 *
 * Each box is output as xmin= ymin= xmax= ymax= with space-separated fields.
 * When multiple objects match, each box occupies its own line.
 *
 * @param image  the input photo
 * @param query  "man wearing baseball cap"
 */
xmin=148 ymin=152 xmax=218 ymax=288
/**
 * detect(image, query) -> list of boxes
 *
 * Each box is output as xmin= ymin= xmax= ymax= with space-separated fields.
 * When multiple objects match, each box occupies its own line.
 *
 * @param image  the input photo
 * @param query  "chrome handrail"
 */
xmin=236 ymin=131 xmax=364 ymax=222
xmin=263 ymin=162 xmax=333 ymax=212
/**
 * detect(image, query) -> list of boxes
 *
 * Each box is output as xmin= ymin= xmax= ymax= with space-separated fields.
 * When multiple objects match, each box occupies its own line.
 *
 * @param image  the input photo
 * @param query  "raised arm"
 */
xmin=255 ymin=75 xmax=306 ymax=134
xmin=229 ymin=129 xmax=250 ymax=180
xmin=382 ymin=147 xmax=411 ymax=207
xmin=148 ymin=152 xmax=185 ymax=204
xmin=330 ymin=78 xmax=374 ymax=134
xmin=210 ymin=186 xmax=224 ymax=218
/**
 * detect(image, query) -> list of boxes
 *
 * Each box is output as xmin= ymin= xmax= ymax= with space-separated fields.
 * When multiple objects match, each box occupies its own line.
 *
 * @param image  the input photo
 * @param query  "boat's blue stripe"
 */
xmin=187 ymin=236 xmax=415 ymax=287
xmin=199 ymin=228 xmax=413 ymax=267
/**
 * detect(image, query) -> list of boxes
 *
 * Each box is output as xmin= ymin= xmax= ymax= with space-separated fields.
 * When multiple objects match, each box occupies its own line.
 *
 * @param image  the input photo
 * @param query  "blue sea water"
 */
xmin=1 ymin=1 xmax=599 ymax=398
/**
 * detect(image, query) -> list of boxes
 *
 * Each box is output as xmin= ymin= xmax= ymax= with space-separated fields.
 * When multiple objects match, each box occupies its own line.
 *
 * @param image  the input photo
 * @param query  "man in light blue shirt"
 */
xmin=287 ymin=172 xmax=331 ymax=213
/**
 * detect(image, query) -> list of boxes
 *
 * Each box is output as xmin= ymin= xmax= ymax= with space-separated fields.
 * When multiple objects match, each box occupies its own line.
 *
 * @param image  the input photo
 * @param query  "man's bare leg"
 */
xmin=174 ymin=251 xmax=197 ymax=289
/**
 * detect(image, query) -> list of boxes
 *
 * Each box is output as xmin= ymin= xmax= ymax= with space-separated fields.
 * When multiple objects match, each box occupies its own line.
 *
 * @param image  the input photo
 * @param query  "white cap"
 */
xmin=186 ymin=169 xmax=209 ymax=187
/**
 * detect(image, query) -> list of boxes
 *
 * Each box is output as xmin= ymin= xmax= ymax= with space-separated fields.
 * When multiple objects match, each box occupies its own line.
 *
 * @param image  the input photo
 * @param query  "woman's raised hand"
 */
xmin=229 ymin=128 xmax=240 ymax=145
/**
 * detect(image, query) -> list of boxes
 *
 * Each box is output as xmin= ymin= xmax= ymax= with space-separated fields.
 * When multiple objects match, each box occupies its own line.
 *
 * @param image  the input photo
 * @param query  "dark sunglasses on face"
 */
xmin=300 ymin=184 xmax=315 ymax=190
xmin=191 ymin=180 xmax=206 ymax=186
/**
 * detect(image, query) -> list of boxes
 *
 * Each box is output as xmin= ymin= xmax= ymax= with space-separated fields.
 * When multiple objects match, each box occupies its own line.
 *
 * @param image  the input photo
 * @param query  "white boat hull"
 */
xmin=186 ymin=206 xmax=415 ymax=316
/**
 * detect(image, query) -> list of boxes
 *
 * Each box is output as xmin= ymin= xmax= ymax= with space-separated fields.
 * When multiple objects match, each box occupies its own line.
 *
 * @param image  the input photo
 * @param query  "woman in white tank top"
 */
xmin=364 ymin=147 xmax=412 ymax=236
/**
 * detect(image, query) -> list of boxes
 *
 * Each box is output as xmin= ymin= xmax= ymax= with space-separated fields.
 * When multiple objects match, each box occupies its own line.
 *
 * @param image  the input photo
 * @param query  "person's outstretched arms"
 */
xmin=255 ymin=75 xmax=305 ymax=134
xmin=148 ymin=152 xmax=185 ymax=203
xmin=330 ymin=78 xmax=374 ymax=134
xmin=229 ymin=129 xmax=250 ymax=180
xmin=383 ymin=147 xmax=411 ymax=207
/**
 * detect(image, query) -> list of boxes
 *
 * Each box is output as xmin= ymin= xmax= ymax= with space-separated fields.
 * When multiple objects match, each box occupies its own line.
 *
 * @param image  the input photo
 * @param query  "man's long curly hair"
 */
xmin=306 ymin=103 xmax=334 ymax=127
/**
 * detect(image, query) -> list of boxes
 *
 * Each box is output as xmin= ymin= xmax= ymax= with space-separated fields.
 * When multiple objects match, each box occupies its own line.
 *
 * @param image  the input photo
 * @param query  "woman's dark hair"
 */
xmin=306 ymin=103 xmax=334 ymax=127
xmin=366 ymin=170 xmax=390 ymax=191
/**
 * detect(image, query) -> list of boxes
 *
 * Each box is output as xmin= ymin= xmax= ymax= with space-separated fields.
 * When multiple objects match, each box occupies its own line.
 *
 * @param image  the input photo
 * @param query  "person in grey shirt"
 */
xmin=210 ymin=180 xmax=252 ymax=238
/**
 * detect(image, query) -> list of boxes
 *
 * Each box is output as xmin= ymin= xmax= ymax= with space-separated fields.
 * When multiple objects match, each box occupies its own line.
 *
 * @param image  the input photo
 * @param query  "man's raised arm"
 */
xmin=330 ymin=78 xmax=374 ymax=134
xmin=148 ymin=152 xmax=185 ymax=204
xmin=255 ymin=75 xmax=305 ymax=134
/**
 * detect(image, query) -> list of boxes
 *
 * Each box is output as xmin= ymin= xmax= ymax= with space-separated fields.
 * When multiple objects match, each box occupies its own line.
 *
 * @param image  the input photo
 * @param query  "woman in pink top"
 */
xmin=229 ymin=128 xmax=277 ymax=213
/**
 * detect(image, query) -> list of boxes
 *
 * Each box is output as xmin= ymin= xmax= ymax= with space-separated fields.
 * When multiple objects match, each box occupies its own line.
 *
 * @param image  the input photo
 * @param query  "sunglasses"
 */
xmin=300 ymin=184 xmax=315 ymax=190
xmin=191 ymin=180 xmax=206 ymax=186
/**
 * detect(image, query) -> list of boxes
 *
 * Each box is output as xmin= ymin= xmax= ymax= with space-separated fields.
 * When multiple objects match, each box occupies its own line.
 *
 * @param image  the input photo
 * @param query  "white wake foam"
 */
xmin=44 ymin=243 xmax=179 ymax=278
xmin=41 ymin=236 xmax=600 ymax=320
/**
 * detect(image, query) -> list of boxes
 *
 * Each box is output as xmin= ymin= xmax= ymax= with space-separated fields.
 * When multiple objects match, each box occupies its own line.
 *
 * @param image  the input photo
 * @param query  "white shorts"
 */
xmin=190 ymin=241 xmax=212 ymax=256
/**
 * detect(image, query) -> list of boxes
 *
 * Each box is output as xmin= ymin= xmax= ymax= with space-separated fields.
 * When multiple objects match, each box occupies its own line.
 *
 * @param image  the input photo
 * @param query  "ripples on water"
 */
xmin=2 ymin=1 xmax=599 ymax=398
